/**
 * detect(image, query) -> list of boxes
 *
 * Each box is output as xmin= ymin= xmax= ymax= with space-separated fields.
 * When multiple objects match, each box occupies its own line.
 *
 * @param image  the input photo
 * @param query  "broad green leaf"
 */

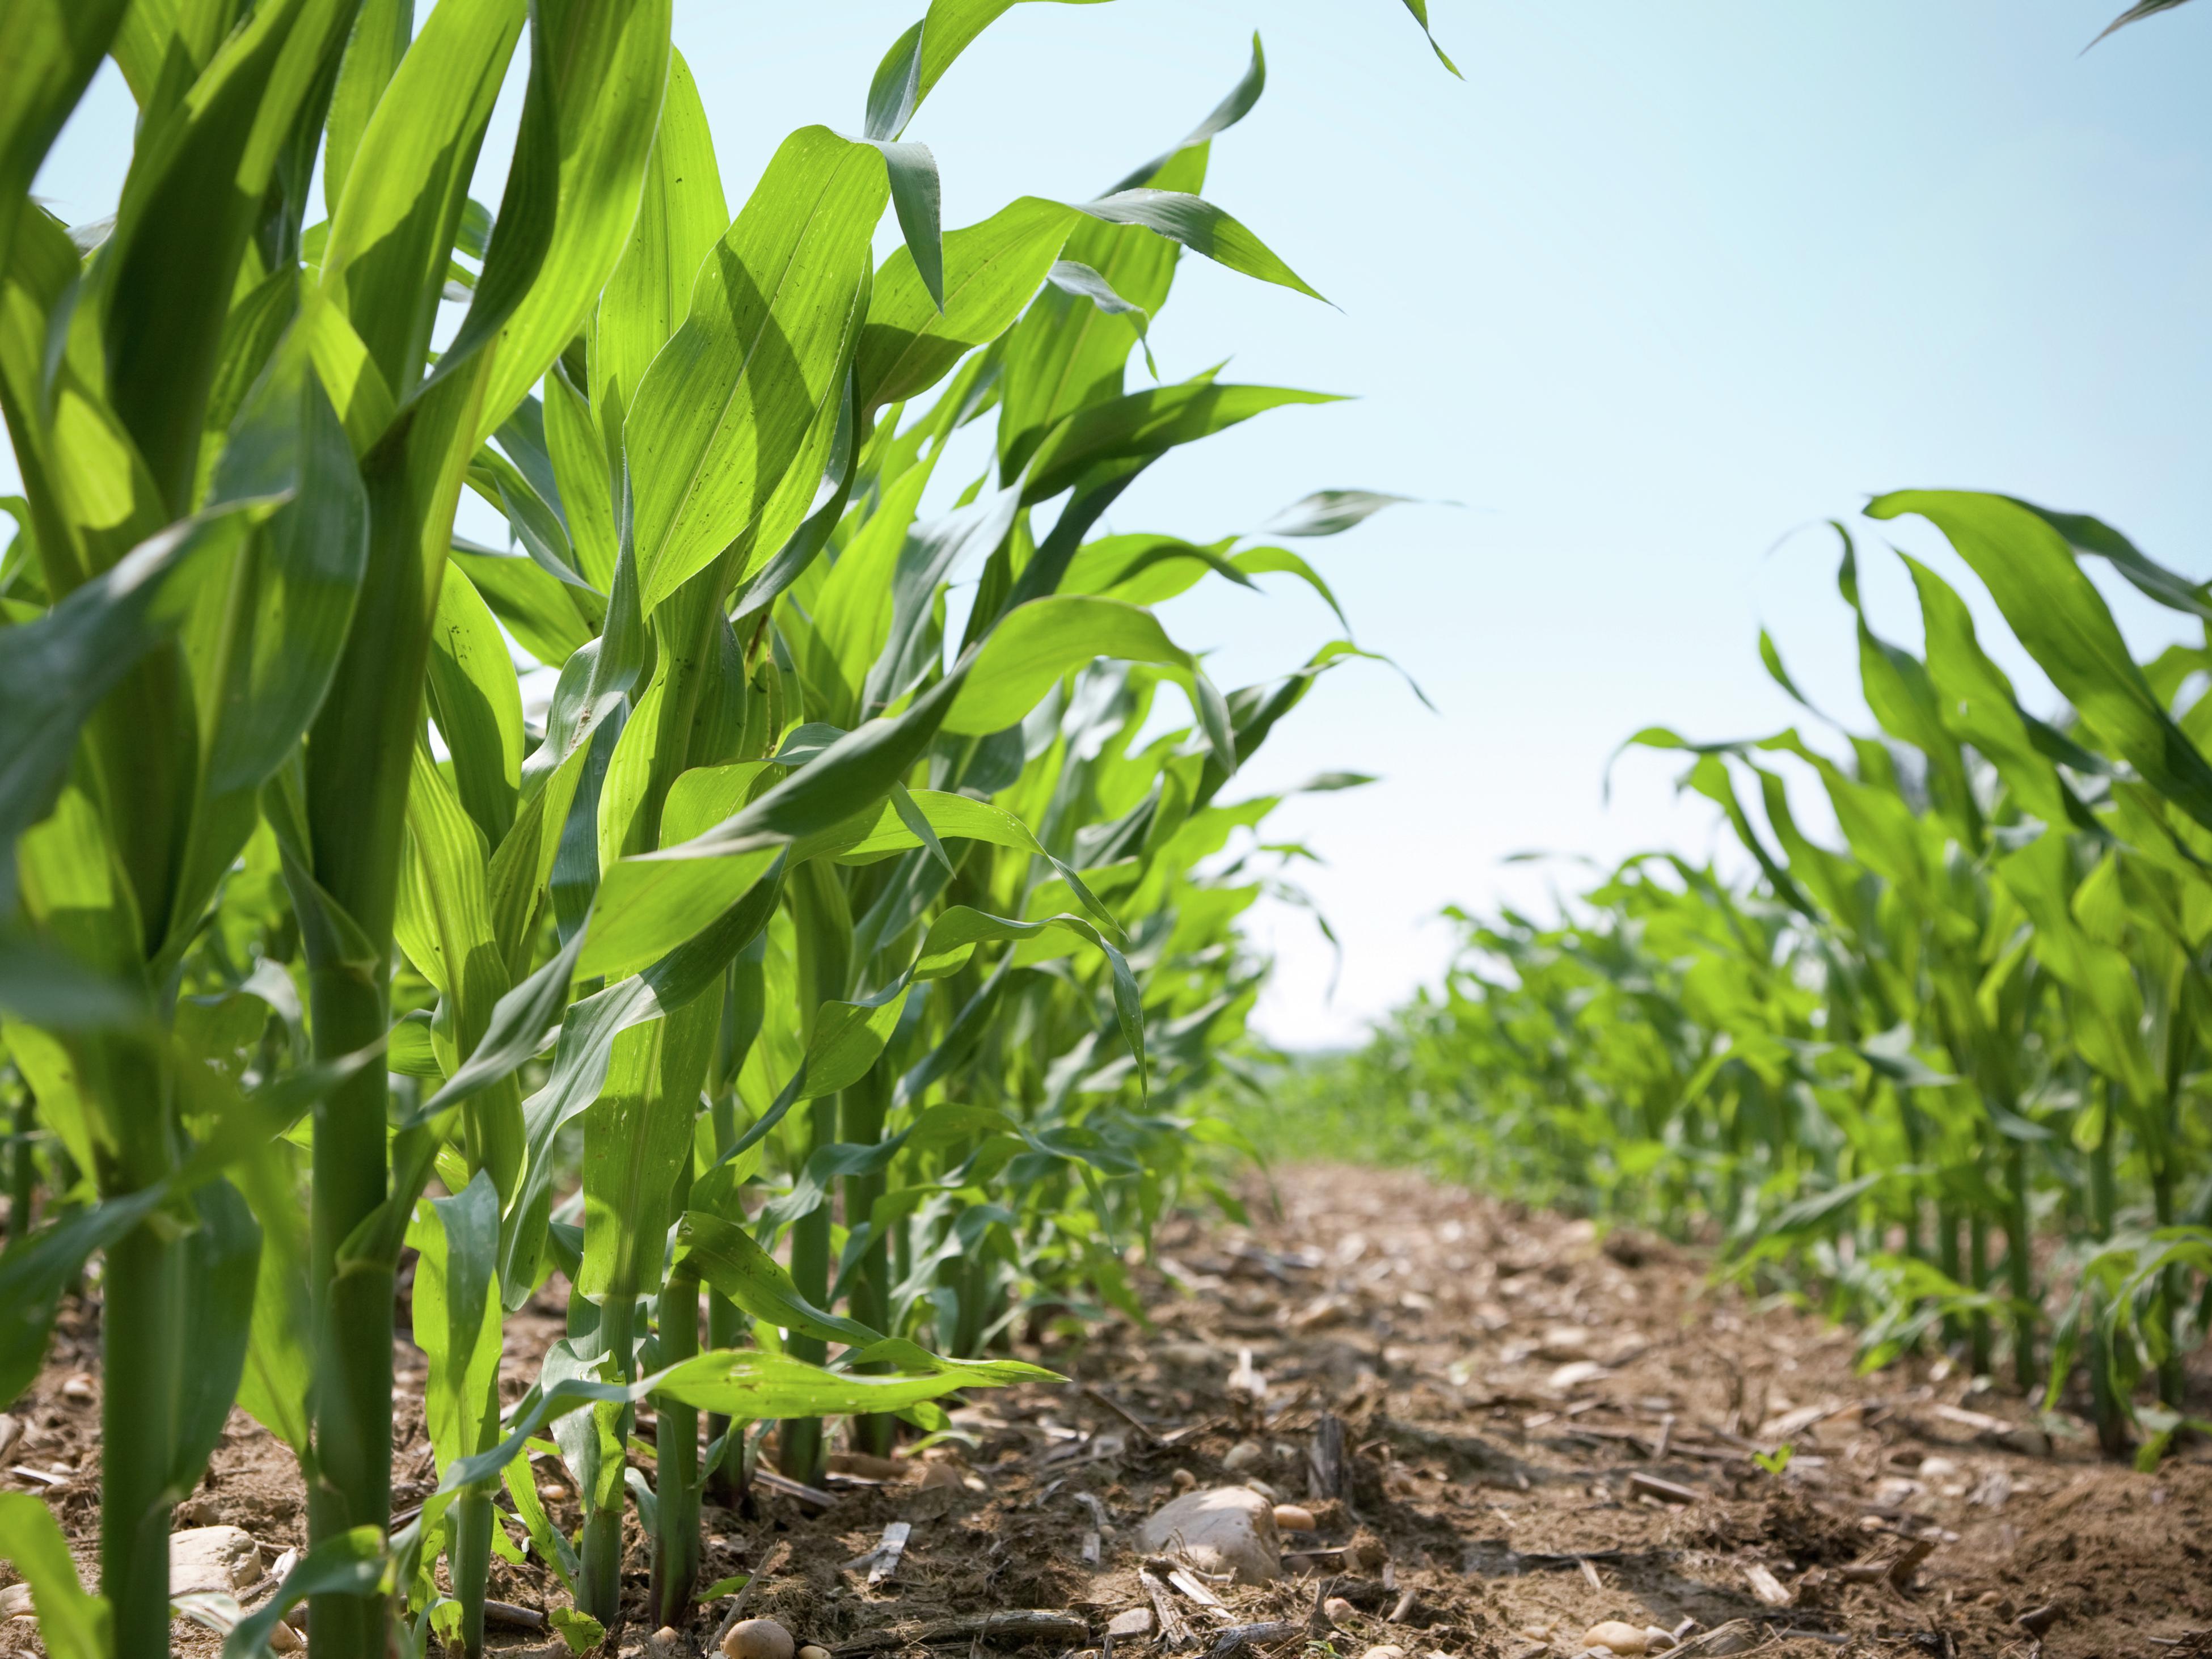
xmin=0 ymin=501 xmax=273 ymax=858
xmin=0 ymin=0 xmax=130 ymax=279
xmin=1869 ymin=491 xmax=2212 ymax=834
xmin=96 ymin=0 xmax=361 ymax=506
xmin=940 ymin=595 xmax=1231 ymax=769
xmin=626 ymin=125 xmax=885 ymax=611
xmin=580 ymin=666 xmax=970 ymax=980
xmin=170 ymin=1178 xmax=263 ymax=1495
xmin=0 ymin=1185 xmax=167 ymax=1402
xmin=0 ymin=1493 xmax=109 ymax=1659
xmin=854 ymin=196 xmax=1076 ymax=412
xmin=472 ymin=0 xmax=674 ymax=443
xmin=594 ymin=47 xmax=728 ymax=437
xmin=1257 ymin=488 xmax=1414 ymax=538
xmin=1077 ymin=189 xmax=1323 ymax=302
xmin=1102 ymin=31 xmax=1265 ymax=196
xmin=411 ymin=1170 xmax=505 ymax=1465
xmin=320 ymin=0 xmax=529 ymax=397
xmin=426 ymin=562 xmax=525 ymax=846
xmin=220 ymin=1529 xmax=386 ymax=1659
xmin=323 ymin=0 xmax=415 ymax=217
xmin=865 ymin=0 xmax=1116 ymax=141
xmin=1021 ymin=380 xmax=1341 ymax=505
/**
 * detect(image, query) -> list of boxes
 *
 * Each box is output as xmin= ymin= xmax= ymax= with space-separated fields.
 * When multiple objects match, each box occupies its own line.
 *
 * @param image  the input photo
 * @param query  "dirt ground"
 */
xmin=3 ymin=1164 xmax=2207 ymax=1659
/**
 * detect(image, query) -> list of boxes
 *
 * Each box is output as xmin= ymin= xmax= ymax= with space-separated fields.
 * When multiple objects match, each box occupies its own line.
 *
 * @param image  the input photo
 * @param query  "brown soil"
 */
xmin=3 ymin=1164 xmax=2207 ymax=1659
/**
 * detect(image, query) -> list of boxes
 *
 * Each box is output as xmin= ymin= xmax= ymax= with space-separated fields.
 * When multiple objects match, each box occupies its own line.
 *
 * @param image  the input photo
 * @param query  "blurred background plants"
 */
xmin=1246 ymin=494 xmax=2212 ymax=1465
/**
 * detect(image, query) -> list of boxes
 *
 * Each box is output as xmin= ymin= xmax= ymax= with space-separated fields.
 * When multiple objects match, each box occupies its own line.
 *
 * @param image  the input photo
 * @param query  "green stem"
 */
xmin=451 ymin=1484 xmax=493 ymax=1659
xmin=2150 ymin=1165 xmax=2186 ymax=1409
xmin=2084 ymin=1280 xmax=2131 ymax=1457
xmin=1968 ymin=1205 xmax=1993 ymax=1378
xmin=841 ymin=1066 xmax=895 ymax=1459
xmin=102 ymin=1217 xmax=181 ymax=1659
xmin=780 ymin=1100 xmax=837 ymax=1484
xmin=653 ymin=1267 xmax=702 ymax=1627
xmin=1936 ymin=1202 xmax=1964 ymax=1349
xmin=305 ymin=965 xmax=394 ymax=1659
xmin=579 ymin=1297 xmax=634 ymax=1629
xmin=2004 ymin=1140 xmax=2036 ymax=1392
xmin=8 ymin=1092 xmax=33 ymax=1244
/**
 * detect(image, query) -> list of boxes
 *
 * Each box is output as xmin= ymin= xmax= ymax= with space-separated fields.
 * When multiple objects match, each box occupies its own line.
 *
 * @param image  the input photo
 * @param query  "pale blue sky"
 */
xmin=21 ymin=2 xmax=2212 ymax=1045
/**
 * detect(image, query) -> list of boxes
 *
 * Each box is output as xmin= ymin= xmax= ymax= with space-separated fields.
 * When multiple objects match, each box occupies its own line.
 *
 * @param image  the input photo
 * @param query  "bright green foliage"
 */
xmin=1265 ymin=502 xmax=2212 ymax=1458
xmin=0 ymin=5 xmax=1446 ymax=1656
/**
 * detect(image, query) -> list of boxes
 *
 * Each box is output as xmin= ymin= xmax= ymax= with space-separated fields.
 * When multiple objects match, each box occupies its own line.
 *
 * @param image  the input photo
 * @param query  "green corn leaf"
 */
xmin=580 ymin=666 xmax=970 ymax=981
xmin=426 ymin=562 xmax=526 ymax=846
xmin=1898 ymin=551 xmax=2081 ymax=832
xmin=470 ymin=0 xmax=674 ymax=444
xmin=1870 ymin=491 xmax=2212 ymax=835
xmin=1103 ymin=31 xmax=1266 ymax=196
xmin=451 ymin=539 xmax=602 ymax=668
xmin=940 ymin=594 xmax=1234 ymax=774
xmin=323 ymin=0 xmax=415 ymax=217
xmin=1398 ymin=0 xmax=1462 ymax=76
xmin=676 ymin=1208 xmax=883 ymax=1347
xmin=2089 ymin=0 xmax=2197 ymax=47
xmin=854 ymin=195 xmax=1071 ymax=412
xmin=1045 ymin=259 xmax=1155 ymax=372
xmin=0 ymin=0 xmax=130 ymax=278
xmin=1020 ymin=380 xmax=1341 ymax=505
xmin=411 ymin=1170 xmax=506 ymax=1465
xmin=866 ymin=0 xmax=1117 ymax=141
xmin=221 ymin=1528 xmax=387 ymax=1659
xmin=1257 ymin=488 xmax=1415 ymax=538
xmin=593 ymin=47 xmax=728 ymax=437
xmin=2000 ymin=496 xmax=2212 ymax=624
xmin=0 ymin=1493 xmax=110 ymax=1659
xmin=627 ymin=125 xmax=885 ymax=611
xmin=96 ymin=0 xmax=361 ymax=508
xmin=0 ymin=1185 xmax=168 ymax=1402
xmin=0 ymin=499 xmax=277 ymax=858
xmin=319 ymin=0 xmax=528 ymax=397
xmin=170 ymin=1179 xmax=264 ymax=1497
xmin=1077 ymin=189 xmax=1324 ymax=302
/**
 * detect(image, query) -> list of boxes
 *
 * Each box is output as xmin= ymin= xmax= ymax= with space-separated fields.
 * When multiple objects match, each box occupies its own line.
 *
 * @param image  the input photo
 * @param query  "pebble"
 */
xmin=1584 ymin=1622 xmax=1649 ymax=1656
xmin=1324 ymin=1597 xmax=1357 ymax=1624
xmin=723 ymin=1618 xmax=794 ymax=1659
xmin=798 ymin=1645 xmax=831 ymax=1659
xmin=1361 ymin=1647 xmax=1407 ymax=1659
xmin=1916 ymin=1455 xmax=1960 ymax=1481
xmin=1138 ymin=1486 xmax=1281 ymax=1585
xmin=1272 ymin=1504 xmax=1317 ymax=1533
xmin=1170 ymin=1468 xmax=1197 ymax=1492
xmin=918 ymin=1462 xmax=965 ymax=1491
xmin=1222 ymin=1440 xmax=1264 ymax=1471
xmin=60 ymin=1375 xmax=94 ymax=1403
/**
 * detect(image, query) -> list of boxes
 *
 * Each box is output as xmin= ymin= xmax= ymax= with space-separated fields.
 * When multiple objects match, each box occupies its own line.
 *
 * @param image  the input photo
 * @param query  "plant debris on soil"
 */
xmin=4 ymin=1165 xmax=2207 ymax=1659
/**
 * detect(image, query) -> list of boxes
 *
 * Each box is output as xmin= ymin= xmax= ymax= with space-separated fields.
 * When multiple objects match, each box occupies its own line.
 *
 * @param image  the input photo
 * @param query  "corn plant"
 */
xmin=0 ymin=2 xmax=1453 ymax=1655
xmin=1273 ymin=495 xmax=2212 ymax=1460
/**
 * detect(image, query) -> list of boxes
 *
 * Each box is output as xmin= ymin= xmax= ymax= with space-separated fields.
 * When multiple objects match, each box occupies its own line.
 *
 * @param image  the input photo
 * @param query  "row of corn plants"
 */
xmin=1266 ymin=493 xmax=2212 ymax=1462
xmin=0 ymin=3 xmax=1450 ymax=1656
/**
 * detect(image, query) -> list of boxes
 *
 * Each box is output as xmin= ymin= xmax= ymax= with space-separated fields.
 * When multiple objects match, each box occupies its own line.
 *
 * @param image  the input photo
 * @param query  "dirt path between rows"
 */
xmin=5 ymin=1165 xmax=2207 ymax=1659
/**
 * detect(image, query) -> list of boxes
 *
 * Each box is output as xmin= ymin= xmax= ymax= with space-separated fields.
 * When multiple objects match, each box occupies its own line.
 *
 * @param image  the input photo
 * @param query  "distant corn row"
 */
xmin=1274 ymin=495 xmax=2211 ymax=1463
xmin=0 ymin=5 xmax=1450 ymax=1657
